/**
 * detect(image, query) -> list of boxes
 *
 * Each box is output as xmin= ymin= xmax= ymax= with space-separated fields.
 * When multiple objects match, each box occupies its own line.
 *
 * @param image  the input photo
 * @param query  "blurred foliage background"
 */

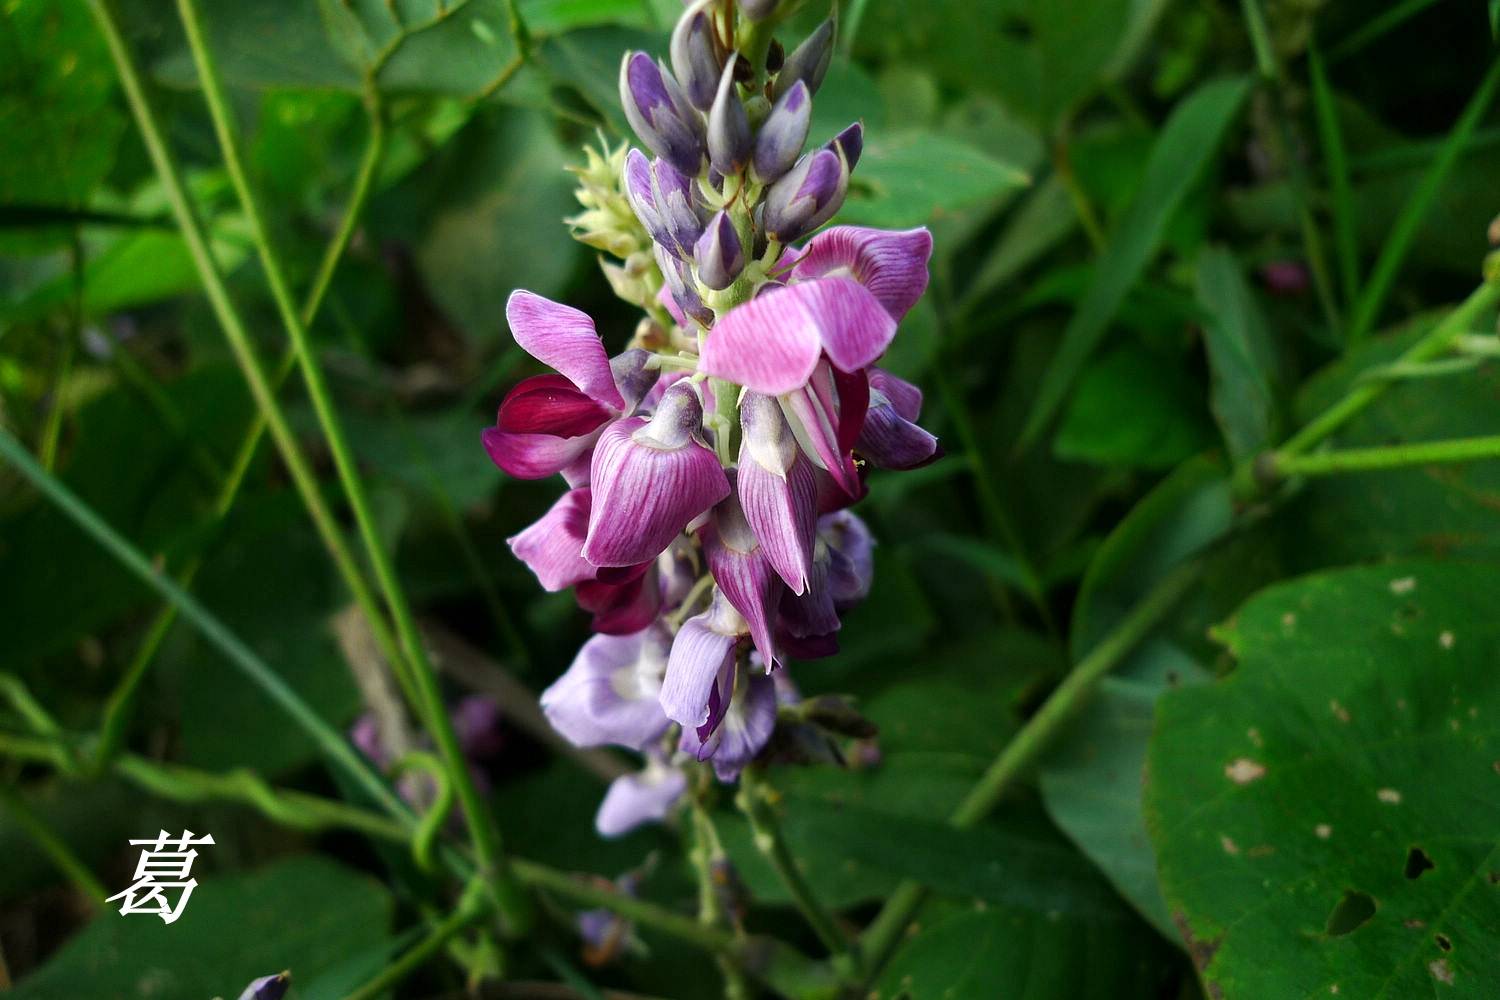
xmin=3 ymin=0 xmax=1500 ymax=997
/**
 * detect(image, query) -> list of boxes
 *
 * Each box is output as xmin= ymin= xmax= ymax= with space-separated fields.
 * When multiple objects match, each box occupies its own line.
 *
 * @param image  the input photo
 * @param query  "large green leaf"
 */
xmin=839 ymin=131 xmax=1031 ymax=229
xmin=10 ymin=855 xmax=393 ymax=1000
xmin=873 ymin=905 xmax=1175 ymax=1000
xmin=1053 ymin=344 xmax=1216 ymax=470
xmin=1146 ymin=561 xmax=1500 ymax=998
xmin=1019 ymin=76 xmax=1250 ymax=448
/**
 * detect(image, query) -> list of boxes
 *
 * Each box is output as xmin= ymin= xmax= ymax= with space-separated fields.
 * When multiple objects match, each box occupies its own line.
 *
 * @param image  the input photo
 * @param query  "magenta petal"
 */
xmin=595 ymin=762 xmax=688 ymax=838
xmin=793 ymin=226 xmax=933 ymax=322
xmin=506 ymin=290 xmax=626 ymax=411
xmin=868 ymin=367 xmax=923 ymax=421
xmin=795 ymin=276 xmax=898 ymax=375
xmin=507 ymin=487 xmax=596 ymax=591
xmin=737 ymin=448 xmax=817 ymax=595
xmin=659 ymin=595 xmax=742 ymax=727
xmin=583 ymin=413 xmax=730 ymax=567
xmin=781 ymin=369 xmax=861 ymax=498
xmin=699 ymin=283 xmax=827 ymax=395
xmin=702 ymin=494 xmax=784 ymax=668
xmin=576 ymin=563 xmax=662 ymax=635
xmin=482 ymin=425 xmax=601 ymax=480
xmin=497 ymin=374 xmax=615 ymax=436
xmin=832 ymin=365 xmax=869 ymax=456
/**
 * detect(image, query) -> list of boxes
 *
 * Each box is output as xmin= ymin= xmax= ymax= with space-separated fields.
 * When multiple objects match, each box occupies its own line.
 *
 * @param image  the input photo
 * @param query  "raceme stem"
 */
xmin=174 ymin=0 xmax=530 ymax=930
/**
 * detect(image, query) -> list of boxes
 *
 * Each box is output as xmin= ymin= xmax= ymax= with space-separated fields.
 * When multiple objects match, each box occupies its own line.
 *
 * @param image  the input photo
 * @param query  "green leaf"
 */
xmin=839 ymin=131 xmax=1031 ymax=229
xmin=9 ymin=855 xmax=393 ymax=999
xmin=1039 ymin=637 xmax=1209 ymax=940
xmin=0 ymin=0 xmax=125 ymax=250
xmin=1194 ymin=245 xmax=1281 ymax=463
xmin=1146 ymin=561 xmax=1500 ymax=997
xmin=873 ymin=906 xmax=1174 ymax=1000
xmin=1053 ymin=344 xmax=1216 ymax=469
xmin=152 ymin=1 xmax=361 ymax=91
xmin=1019 ymin=76 xmax=1250 ymax=448
xmin=958 ymin=174 xmax=1078 ymax=311
xmin=375 ymin=0 xmax=524 ymax=98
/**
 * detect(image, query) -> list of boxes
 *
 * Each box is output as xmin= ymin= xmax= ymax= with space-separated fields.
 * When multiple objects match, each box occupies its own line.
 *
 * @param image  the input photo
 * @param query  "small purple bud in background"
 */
xmin=670 ymin=0 xmax=724 ymax=111
xmin=350 ymin=713 xmax=387 ymax=768
xmin=694 ymin=210 xmax=745 ymax=290
xmin=753 ymin=80 xmax=812 ymax=184
xmin=236 ymin=972 xmax=290 ymax=1000
xmin=1259 ymin=259 xmax=1310 ymax=297
xmin=826 ymin=121 xmax=863 ymax=172
xmin=775 ymin=17 xmax=834 ymax=99
xmin=620 ymin=52 xmax=705 ymax=177
xmin=707 ymin=57 xmax=752 ymax=177
xmin=451 ymin=695 xmax=505 ymax=760
xmin=740 ymin=0 xmax=783 ymax=21
xmin=762 ymin=147 xmax=848 ymax=243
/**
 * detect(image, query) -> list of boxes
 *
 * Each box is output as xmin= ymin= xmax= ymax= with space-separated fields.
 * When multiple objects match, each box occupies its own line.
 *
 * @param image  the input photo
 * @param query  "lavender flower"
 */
xmin=485 ymin=0 xmax=939 ymax=824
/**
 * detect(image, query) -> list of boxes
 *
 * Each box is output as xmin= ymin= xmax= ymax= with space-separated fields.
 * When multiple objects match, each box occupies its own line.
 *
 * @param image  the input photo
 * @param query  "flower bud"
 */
xmin=620 ymin=52 xmax=705 ymax=177
xmin=775 ymin=17 xmax=833 ymax=98
xmin=671 ymin=0 xmax=724 ymax=110
xmin=740 ymin=0 xmax=784 ymax=21
xmin=237 ymin=974 xmax=290 ymax=1000
xmin=827 ymin=120 xmax=863 ymax=172
xmin=694 ymin=210 xmax=745 ymax=290
xmin=762 ymin=147 xmax=847 ymax=243
xmin=707 ymin=57 xmax=752 ymax=176
xmin=655 ymin=244 xmax=715 ymax=325
xmin=752 ymin=79 xmax=811 ymax=183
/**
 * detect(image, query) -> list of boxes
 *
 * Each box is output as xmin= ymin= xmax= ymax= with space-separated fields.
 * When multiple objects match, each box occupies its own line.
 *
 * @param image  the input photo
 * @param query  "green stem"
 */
xmin=859 ymin=563 xmax=1201 ymax=979
xmin=736 ymin=767 xmax=858 ymax=979
xmin=92 ymin=85 xmax=393 ymax=773
xmin=84 ymin=0 xmax=414 ymax=732
xmin=688 ymin=798 xmax=752 ymax=1000
xmin=0 ymin=784 xmax=108 ymax=907
xmin=174 ymin=0 xmax=529 ymax=929
xmin=341 ymin=882 xmax=490 ymax=1000
xmin=0 ymin=428 xmax=410 ymax=825
xmin=1346 ymin=57 xmax=1500 ymax=346
xmin=1268 ymin=434 xmax=1500 ymax=479
xmin=1275 ymin=280 xmax=1500 ymax=462
xmin=1309 ymin=39 xmax=1359 ymax=310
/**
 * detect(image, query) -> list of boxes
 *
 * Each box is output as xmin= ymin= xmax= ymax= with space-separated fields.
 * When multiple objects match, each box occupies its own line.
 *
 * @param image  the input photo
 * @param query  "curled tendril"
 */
xmin=391 ymin=751 xmax=454 ymax=873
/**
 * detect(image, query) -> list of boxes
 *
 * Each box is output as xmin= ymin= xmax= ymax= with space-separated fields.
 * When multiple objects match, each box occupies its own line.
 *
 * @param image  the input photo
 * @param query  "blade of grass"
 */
xmin=1309 ymin=38 xmax=1359 ymax=309
xmin=0 ymin=785 xmax=108 ymax=908
xmin=1326 ymin=0 xmax=1444 ymax=64
xmin=174 ymin=0 xmax=530 ymax=928
xmin=1017 ymin=76 xmax=1251 ymax=449
xmin=1346 ymin=57 xmax=1500 ymax=346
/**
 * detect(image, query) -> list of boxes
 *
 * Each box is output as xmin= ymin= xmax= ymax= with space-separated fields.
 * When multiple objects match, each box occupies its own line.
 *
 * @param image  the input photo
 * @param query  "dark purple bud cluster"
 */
xmin=619 ymin=4 xmax=859 ymax=313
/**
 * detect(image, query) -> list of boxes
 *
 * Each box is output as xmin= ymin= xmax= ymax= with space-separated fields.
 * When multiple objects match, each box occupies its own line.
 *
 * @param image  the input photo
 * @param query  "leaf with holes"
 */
xmin=1145 ymin=561 xmax=1500 ymax=998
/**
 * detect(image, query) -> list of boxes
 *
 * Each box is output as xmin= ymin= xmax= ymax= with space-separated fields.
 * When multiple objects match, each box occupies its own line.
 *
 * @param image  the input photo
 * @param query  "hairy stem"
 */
xmin=174 ymin=0 xmax=529 ymax=929
xmin=859 ymin=563 xmax=1202 ymax=978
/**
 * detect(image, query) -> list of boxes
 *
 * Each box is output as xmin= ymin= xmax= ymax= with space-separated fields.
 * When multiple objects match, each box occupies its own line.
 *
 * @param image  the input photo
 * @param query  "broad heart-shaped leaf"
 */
xmin=873 ymin=905 xmax=1175 ymax=1000
xmin=9 ymin=855 xmax=393 ymax=999
xmin=1145 ymin=561 xmax=1500 ymax=998
xmin=1019 ymin=76 xmax=1251 ymax=448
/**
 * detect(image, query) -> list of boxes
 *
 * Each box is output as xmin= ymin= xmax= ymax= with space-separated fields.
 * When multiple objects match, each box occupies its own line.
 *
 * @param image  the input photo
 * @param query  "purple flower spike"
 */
xmin=583 ymin=383 xmax=730 ymax=567
xmin=507 ymin=487 xmax=596 ymax=591
xmin=679 ymin=668 xmax=777 ymax=781
xmin=541 ymin=625 xmax=672 ymax=750
xmin=762 ymin=148 xmax=848 ymax=244
xmin=793 ymin=226 xmax=933 ymax=322
xmin=695 ymin=210 xmax=745 ymax=291
xmin=819 ymin=509 xmax=874 ymax=610
xmin=707 ymin=57 xmax=751 ymax=177
xmin=596 ymin=759 xmax=688 ymax=837
xmin=620 ymin=52 xmax=705 ymax=177
xmin=660 ymin=589 xmax=745 ymax=728
xmin=738 ymin=393 xmax=817 ymax=594
xmin=776 ymin=18 xmax=834 ymax=99
xmin=858 ymin=368 xmax=940 ymax=470
xmin=702 ymin=481 xmax=783 ymax=668
xmin=826 ymin=121 xmax=864 ymax=172
xmin=670 ymin=0 xmax=724 ymax=111
xmin=236 ymin=973 xmax=290 ymax=1000
xmin=699 ymin=277 xmax=894 ymax=395
xmin=753 ymin=80 xmax=811 ymax=184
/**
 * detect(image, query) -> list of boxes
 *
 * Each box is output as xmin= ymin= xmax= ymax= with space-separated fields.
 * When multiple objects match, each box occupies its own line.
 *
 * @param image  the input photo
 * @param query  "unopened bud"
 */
xmin=707 ymin=57 xmax=752 ymax=176
xmin=670 ymin=0 xmax=723 ymax=111
xmin=775 ymin=17 xmax=833 ymax=98
xmin=237 ymin=973 xmax=291 ymax=1000
xmin=762 ymin=147 xmax=847 ymax=243
xmin=620 ymin=52 xmax=705 ymax=177
xmin=694 ymin=210 xmax=746 ymax=290
xmin=753 ymin=79 xmax=811 ymax=183
xmin=826 ymin=120 xmax=863 ymax=172
xmin=740 ymin=0 xmax=784 ymax=22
